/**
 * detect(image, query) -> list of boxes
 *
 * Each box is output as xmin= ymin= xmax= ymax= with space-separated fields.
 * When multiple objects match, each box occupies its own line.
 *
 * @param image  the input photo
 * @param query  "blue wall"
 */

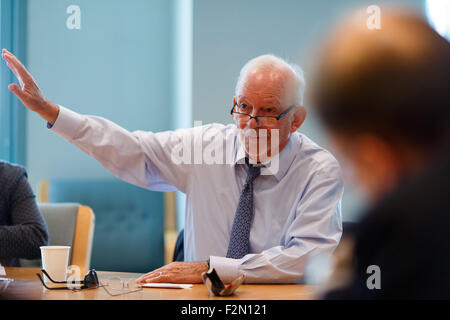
xmin=25 ymin=0 xmax=174 ymax=190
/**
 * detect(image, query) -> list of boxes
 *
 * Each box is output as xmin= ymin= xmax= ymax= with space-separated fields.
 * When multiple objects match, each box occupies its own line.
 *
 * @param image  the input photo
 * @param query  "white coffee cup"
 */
xmin=40 ymin=246 xmax=71 ymax=286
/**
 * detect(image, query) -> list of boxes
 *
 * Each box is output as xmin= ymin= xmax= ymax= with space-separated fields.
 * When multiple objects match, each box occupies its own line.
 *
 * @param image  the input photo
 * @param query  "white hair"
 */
xmin=235 ymin=54 xmax=306 ymax=106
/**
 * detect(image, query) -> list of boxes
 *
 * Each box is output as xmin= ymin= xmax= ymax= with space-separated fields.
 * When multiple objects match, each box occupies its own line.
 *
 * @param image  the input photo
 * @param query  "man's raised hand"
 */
xmin=2 ymin=48 xmax=59 ymax=124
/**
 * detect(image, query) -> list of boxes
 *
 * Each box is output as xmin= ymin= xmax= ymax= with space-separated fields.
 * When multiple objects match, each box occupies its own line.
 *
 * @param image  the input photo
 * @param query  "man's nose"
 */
xmin=248 ymin=116 xmax=259 ymax=129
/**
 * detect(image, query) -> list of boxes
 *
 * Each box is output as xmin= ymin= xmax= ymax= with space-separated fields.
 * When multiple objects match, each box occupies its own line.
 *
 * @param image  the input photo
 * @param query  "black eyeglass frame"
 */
xmin=36 ymin=268 xmax=99 ymax=290
xmin=230 ymin=103 xmax=297 ymax=122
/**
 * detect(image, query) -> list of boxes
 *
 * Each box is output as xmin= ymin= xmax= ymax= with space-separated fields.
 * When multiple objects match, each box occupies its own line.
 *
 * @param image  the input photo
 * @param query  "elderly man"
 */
xmin=2 ymin=51 xmax=343 ymax=283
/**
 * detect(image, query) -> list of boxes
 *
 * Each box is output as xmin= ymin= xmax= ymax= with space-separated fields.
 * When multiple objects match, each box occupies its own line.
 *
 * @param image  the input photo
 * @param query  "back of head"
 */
xmin=313 ymin=8 xmax=450 ymax=152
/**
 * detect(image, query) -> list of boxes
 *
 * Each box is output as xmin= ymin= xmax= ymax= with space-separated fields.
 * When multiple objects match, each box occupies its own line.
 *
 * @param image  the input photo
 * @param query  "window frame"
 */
xmin=0 ymin=0 xmax=26 ymax=165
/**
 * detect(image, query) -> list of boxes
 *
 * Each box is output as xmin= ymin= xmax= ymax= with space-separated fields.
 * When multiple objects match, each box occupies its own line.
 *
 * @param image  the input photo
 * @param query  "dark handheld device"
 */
xmin=201 ymin=267 xmax=245 ymax=296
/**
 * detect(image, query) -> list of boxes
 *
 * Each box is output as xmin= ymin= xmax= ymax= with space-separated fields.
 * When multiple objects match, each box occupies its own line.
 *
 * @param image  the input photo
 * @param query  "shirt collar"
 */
xmin=233 ymin=134 xmax=301 ymax=181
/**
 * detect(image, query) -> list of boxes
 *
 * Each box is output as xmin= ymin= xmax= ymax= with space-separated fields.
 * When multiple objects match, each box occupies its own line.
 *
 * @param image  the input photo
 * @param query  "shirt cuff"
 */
xmin=48 ymin=105 xmax=86 ymax=141
xmin=209 ymin=256 xmax=242 ymax=283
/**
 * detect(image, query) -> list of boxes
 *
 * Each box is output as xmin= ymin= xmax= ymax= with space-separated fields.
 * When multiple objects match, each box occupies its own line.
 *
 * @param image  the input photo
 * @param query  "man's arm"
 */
xmin=2 ymin=49 xmax=191 ymax=192
xmin=2 ymin=49 xmax=204 ymax=281
xmin=51 ymin=106 xmax=194 ymax=192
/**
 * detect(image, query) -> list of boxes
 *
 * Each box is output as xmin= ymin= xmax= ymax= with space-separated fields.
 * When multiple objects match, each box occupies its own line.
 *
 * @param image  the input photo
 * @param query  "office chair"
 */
xmin=39 ymin=179 xmax=165 ymax=273
xmin=21 ymin=203 xmax=95 ymax=274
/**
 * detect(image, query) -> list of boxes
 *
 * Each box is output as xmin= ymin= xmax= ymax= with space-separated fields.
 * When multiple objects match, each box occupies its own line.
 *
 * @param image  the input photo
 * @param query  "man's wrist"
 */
xmin=40 ymin=101 xmax=60 ymax=125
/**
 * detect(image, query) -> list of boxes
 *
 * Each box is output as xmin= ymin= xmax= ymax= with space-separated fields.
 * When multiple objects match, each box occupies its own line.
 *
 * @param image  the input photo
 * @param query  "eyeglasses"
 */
xmin=36 ymin=269 xmax=142 ymax=297
xmin=101 ymin=276 xmax=142 ymax=296
xmin=230 ymin=102 xmax=297 ymax=125
xmin=37 ymin=269 xmax=99 ymax=290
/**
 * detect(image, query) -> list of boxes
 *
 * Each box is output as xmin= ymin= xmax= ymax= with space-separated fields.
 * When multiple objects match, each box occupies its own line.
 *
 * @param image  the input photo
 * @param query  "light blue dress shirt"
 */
xmin=50 ymin=105 xmax=343 ymax=283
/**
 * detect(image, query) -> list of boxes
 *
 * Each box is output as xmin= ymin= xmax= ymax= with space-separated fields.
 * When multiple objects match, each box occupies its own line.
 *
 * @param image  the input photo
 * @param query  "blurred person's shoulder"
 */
xmin=341 ymin=148 xmax=450 ymax=299
xmin=365 ymin=146 xmax=450 ymax=230
xmin=0 ymin=161 xmax=27 ymax=184
xmin=324 ymin=150 xmax=450 ymax=299
xmin=0 ymin=162 xmax=28 ymax=208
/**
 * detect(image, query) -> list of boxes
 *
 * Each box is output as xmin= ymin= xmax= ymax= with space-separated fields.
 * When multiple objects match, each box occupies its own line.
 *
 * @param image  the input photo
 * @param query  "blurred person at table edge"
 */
xmin=0 ymin=161 xmax=49 ymax=267
xmin=312 ymin=8 xmax=450 ymax=299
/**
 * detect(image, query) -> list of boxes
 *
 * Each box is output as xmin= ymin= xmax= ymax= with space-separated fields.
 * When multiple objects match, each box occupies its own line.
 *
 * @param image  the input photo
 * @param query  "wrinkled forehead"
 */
xmin=237 ymin=67 xmax=295 ymax=107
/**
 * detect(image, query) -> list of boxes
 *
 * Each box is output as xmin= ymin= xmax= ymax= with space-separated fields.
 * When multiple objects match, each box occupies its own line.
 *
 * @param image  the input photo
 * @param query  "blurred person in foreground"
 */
xmin=312 ymin=8 xmax=450 ymax=299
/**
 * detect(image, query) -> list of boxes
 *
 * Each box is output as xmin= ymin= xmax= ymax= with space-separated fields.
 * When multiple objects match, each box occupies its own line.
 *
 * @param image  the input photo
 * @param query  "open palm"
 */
xmin=2 ymin=48 xmax=59 ymax=123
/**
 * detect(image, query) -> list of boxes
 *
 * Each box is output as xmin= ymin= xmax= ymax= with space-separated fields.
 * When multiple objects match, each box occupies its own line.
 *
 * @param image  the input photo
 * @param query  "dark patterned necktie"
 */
xmin=226 ymin=163 xmax=261 ymax=259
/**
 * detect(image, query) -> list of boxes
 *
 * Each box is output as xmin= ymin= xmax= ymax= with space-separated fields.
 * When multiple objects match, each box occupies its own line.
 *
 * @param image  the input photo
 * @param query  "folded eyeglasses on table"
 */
xmin=36 ymin=269 xmax=142 ymax=296
xmin=37 ymin=267 xmax=245 ymax=297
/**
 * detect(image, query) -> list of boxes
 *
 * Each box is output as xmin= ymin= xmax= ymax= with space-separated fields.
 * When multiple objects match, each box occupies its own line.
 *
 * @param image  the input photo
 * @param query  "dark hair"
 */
xmin=313 ymin=12 xmax=450 ymax=150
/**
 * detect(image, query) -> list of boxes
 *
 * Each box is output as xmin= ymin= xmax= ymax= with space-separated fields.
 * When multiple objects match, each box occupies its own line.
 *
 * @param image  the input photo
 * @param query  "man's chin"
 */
xmin=238 ymin=134 xmax=278 ymax=160
xmin=245 ymin=148 xmax=273 ymax=163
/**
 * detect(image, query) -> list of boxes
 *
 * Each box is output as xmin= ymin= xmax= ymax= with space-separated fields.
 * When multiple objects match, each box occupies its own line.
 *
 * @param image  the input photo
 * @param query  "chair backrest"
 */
xmin=21 ymin=203 xmax=95 ymax=274
xmin=172 ymin=228 xmax=184 ymax=262
xmin=44 ymin=179 xmax=165 ymax=273
xmin=163 ymin=191 xmax=178 ymax=264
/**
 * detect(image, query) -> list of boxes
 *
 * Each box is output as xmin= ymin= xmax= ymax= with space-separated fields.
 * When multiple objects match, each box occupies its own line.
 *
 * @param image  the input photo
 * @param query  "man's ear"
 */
xmin=290 ymin=106 xmax=307 ymax=133
xmin=232 ymin=96 xmax=237 ymax=107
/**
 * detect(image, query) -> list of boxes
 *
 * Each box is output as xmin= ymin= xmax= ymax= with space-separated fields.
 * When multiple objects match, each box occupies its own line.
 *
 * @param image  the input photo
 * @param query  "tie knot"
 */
xmin=246 ymin=164 xmax=261 ymax=183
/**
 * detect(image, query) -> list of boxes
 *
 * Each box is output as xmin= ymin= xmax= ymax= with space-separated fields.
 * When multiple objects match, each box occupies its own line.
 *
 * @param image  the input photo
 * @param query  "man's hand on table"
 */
xmin=137 ymin=262 xmax=209 ymax=284
xmin=1 ymin=48 xmax=59 ymax=124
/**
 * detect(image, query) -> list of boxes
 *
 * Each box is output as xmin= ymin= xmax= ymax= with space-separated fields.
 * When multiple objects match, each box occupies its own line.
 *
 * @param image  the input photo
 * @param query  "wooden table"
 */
xmin=2 ymin=267 xmax=317 ymax=300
